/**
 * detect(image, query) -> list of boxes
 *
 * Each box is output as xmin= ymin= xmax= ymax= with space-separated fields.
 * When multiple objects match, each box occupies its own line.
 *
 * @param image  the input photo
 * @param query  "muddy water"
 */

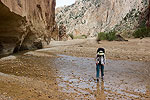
xmin=0 ymin=51 xmax=150 ymax=100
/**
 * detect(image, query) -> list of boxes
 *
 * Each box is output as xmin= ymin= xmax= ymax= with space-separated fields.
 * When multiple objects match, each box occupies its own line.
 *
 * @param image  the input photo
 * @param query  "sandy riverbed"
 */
xmin=0 ymin=38 xmax=150 ymax=100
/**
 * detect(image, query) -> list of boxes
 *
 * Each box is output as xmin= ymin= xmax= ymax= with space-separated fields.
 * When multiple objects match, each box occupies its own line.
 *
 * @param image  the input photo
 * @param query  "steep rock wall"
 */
xmin=56 ymin=0 xmax=147 ymax=37
xmin=141 ymin=0 xmax=150 ymax=27
xmin=0 ymin=0 xmax=56 ymax=56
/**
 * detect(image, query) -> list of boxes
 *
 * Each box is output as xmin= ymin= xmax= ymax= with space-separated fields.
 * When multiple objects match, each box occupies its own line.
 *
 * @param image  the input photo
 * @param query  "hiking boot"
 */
xmin=101 ymin=76 xmax=104 ymax=81
xmin=97 ymin=78 xmax=99 ymax=82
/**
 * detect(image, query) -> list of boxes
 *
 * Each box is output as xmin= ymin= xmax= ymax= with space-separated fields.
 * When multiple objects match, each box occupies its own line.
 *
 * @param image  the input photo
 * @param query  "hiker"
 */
xmin=96 ymin=48 xmax=106 ymax=81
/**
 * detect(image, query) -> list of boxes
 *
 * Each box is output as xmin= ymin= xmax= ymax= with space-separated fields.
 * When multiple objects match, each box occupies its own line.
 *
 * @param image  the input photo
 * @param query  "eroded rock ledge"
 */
xmin=0 ymin=0 xmax=57 ymax=56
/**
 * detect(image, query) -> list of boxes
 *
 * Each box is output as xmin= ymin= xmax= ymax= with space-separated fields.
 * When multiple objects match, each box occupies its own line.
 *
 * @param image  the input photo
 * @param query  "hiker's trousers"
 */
xmin=96 ymin=64 xmax=104 ymax=78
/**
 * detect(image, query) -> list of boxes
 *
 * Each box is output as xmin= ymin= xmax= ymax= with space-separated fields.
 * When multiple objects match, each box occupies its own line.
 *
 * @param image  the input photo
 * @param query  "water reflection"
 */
xmin=96 ymin=81 xmax=106 ymax=100
xmin=146 ymin=85 xmax=150 ymax=96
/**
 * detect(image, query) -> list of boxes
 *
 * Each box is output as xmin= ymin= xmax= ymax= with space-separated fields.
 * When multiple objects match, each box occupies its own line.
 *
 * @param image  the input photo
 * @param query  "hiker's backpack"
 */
xmin=97 ymin=48 xmax=105 ymax=53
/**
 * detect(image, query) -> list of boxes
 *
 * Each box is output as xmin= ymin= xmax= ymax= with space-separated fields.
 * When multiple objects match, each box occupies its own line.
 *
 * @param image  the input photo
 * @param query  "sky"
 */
xmin=56 ymin=0 xmax=75 ymax=8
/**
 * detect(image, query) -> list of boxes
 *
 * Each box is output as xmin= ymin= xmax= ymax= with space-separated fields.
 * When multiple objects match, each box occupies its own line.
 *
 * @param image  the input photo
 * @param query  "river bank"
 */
xmin=45 ymin=37 xmax=150 ymax=62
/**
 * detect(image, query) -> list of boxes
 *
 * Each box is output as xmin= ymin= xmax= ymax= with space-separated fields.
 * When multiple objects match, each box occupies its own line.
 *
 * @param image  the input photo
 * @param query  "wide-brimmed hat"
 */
xmin=97 ymin=51 xmax=104 ymax=55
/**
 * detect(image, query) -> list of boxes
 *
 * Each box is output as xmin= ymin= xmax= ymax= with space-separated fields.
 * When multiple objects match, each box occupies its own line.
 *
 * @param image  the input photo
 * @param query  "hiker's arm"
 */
xmin=95 ymin=54 xmax=98 ymax=65
xmin=104 ymin=55 xmax=106 ymax=64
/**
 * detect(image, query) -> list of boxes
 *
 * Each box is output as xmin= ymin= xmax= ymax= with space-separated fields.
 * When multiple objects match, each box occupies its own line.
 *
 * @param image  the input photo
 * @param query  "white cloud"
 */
xmin=56 ymin=0 xmax=75 ymax=7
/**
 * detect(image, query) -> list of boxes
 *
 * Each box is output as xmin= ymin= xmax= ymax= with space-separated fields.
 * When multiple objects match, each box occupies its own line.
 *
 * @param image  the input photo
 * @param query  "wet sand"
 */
xmin=0 ymin=53 xmax=72 ymax=100
xmin=0 ymin=38 xmax=150 ymax=100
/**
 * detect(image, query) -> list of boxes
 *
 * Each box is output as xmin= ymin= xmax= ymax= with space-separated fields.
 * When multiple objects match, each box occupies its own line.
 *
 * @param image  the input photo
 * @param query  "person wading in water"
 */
xmin=96 ymin=48 xmax=106 ymax=82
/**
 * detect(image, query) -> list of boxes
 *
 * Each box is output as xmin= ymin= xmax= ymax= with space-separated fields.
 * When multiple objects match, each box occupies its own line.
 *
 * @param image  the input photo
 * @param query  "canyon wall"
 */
xmin=56 ymin=0 xmax=147 ymax=37
xmin=0 ymin=0 xmax=57 ymax=56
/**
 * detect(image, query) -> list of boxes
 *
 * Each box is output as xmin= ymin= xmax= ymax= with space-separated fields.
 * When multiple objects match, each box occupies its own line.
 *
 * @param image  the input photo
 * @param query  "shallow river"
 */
xmin=0 ymin=51 xmax=150 ymax=100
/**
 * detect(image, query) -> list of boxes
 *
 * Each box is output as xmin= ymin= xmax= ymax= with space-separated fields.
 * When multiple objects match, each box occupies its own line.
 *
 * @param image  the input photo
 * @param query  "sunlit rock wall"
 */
xmin=56 ymin=0 xmax=146 ymax=36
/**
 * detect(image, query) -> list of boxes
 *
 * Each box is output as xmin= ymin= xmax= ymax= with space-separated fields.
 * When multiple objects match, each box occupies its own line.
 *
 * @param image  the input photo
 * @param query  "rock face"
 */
xmin=56 ymin=0 xmax=147 ymax=37
xmin=0 ymin=0 xmax=56 ymax=56
xmin=141 ymin=0 xmax=150 ymax=27
xmin=58 ymin=24 xmax=67 ymax=41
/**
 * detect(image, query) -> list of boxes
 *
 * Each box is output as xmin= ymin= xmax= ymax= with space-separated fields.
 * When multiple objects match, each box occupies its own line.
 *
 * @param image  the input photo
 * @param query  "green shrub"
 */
xmin=97 ymin=32 xmax=106 ymax=41
xmin=106 ymin=31 xmax=117 ymax=41
xmin=133 ymin=27 xmax=150 ymax=38
xmin=97 ymin=31 xmax=117 ymax=41
xmin=68 ymin=34 xmax=74 ymax=39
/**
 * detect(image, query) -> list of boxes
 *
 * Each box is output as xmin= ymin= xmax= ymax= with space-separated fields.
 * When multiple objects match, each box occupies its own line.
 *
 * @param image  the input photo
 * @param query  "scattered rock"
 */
xmin=115 ymin=35 xmax=128 ymax=41
xmin=78 ymin=45 xmax=83 ymax=47
xmin=58 ymin=24 xmax=69 ymax=41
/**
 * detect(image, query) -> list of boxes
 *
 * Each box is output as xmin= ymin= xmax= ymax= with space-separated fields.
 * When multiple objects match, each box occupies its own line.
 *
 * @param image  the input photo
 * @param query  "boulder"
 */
xmin=115 ymin=35 xmax=128 ymax=41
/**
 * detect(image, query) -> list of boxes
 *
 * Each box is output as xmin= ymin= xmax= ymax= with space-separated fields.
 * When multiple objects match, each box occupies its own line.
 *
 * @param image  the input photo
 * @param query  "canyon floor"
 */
xmin=0 ymin=38 xmax=150 ymax=100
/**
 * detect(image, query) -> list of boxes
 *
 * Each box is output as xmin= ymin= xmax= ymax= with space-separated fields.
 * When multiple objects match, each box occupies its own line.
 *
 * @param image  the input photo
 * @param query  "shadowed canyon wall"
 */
xmin=141 ymin=0 xmax=150 ymax=27
xmin=0 ymin=0 xmax=57 ymax=56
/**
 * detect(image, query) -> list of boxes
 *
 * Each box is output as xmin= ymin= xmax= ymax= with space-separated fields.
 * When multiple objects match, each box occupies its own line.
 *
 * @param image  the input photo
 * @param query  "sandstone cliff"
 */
xmin=56 ymin=0 xmax=147 ymax=37
xmin=0 ymin=0 xmax=57 ymax=56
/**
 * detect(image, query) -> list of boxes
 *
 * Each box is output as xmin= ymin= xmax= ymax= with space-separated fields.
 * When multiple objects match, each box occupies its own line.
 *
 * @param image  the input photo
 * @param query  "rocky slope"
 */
xmin=56 ymin=0 xmax=148 ymax=37
xmin=0 ymin=0 xmax=57 ymax=56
